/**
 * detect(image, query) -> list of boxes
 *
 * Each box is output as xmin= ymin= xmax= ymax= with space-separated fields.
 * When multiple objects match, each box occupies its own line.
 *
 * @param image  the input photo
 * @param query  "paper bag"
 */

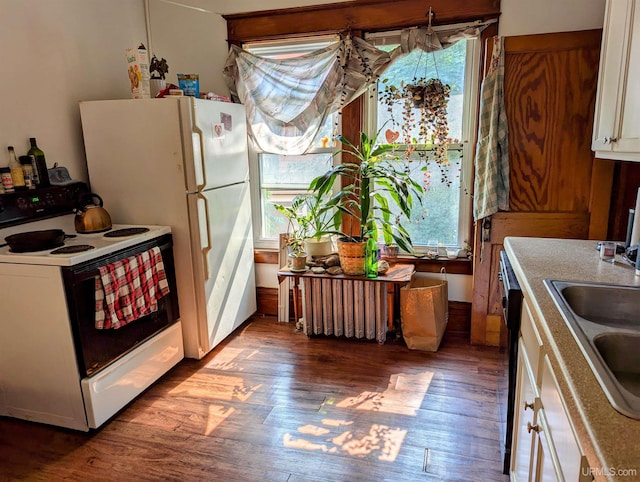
xmin=400 ymin=277 xmax=448 ymax=351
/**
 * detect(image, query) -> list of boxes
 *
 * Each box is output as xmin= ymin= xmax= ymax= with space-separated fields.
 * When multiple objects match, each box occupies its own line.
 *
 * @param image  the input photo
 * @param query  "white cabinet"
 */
xmin=511 ymin=340 xmax=539 ymax=482
xmin=592 ymin=0 xmax=640 ymax=161
xmin=511 ymin=298 xmax=592 ymax=481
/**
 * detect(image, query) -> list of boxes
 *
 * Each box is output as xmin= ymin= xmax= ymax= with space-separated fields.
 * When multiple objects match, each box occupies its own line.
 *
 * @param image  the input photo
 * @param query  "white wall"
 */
xmin=499 ymin=0 xmax=605 ymax=37
xmin=147 ymin=0 xmax=346 ymax=96
xmin=0 ymin=0 xmax=148 ymax=182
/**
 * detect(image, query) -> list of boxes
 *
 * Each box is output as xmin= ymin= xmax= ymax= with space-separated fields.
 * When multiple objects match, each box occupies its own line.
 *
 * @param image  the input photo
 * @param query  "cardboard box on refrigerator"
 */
xmin=125 ymin=46 xmax=151 ymax=99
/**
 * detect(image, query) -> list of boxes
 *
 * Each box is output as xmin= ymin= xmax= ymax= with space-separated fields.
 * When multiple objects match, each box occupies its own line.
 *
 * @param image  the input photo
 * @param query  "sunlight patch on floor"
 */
xmin=205 ymin=404 xmax=235 ymax=436
xmin=335 ymin=371 xmax=434 ymax=415
xmin=204 ymin=347 xmax=259 ymax=371
xmin=284 ymin=422 xmax=407 ymax=461
xmin=168 ymin=375 xmax=262 ymax=402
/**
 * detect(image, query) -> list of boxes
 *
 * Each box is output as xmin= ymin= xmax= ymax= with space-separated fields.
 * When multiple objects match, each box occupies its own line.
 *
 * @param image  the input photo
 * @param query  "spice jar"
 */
xmin=1 ymin=167 xmax=14 ymax=192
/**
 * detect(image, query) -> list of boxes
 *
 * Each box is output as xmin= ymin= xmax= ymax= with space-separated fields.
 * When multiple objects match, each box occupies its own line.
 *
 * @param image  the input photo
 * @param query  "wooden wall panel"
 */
xmin=608 ymin=161 xmax=640 ymax=241
xmin=504 ymin=31 xmax=601 ymax=212
xmin=471 ymin=30 xmax=605 ymax=346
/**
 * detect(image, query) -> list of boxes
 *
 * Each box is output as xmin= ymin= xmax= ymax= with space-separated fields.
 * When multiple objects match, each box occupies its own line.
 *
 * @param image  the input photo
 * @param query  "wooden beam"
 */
xmin=224 ymin=0 xmax=501 ymax=44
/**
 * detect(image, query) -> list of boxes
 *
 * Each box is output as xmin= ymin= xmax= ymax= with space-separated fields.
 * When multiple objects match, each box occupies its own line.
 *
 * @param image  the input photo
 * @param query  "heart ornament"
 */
xmin=385 ymin=129 xmax=400 ymax=144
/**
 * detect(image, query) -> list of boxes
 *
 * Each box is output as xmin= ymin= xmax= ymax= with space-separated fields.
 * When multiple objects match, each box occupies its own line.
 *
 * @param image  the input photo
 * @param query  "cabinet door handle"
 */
xmin=523 ymin=401 xmax=534 ymax=411
xmin=527 ymin=422 xmax=540 ymax=433
xmin=604 ymin=136 xmax=618 ymax=144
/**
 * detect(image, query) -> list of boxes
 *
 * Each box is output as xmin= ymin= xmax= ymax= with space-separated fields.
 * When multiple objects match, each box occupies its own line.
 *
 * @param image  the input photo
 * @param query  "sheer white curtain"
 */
xmin=223 ymin=22 xmax=493 ymax=155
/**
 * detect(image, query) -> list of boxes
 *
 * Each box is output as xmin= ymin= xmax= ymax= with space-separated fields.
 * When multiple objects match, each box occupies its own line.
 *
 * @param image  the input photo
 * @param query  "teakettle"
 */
xmin=74 ymin=193 xmax=112 ymax=233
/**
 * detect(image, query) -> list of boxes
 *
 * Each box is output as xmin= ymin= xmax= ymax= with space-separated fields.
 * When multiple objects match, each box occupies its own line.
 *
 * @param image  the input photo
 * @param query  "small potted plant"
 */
xmin=149 ymin=54 xmax=169 ymax=97
xmin=275 ymin=189 xmax=343 ymax=265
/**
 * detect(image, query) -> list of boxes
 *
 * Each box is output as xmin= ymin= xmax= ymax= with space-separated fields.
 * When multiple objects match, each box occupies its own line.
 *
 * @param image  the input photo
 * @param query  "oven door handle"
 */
xmin=197 ymin=193 xmax=212 ymax=280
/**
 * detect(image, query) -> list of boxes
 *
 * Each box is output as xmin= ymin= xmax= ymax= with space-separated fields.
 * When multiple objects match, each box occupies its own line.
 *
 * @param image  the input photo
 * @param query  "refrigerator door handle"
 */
xmin=196 ymin=193 xmax=212 ymax=280
xmin=192 ymin=131 xmax=206 ymax=191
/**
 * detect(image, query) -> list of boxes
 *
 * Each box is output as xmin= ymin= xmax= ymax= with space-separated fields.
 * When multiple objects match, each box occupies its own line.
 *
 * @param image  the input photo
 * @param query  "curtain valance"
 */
xmin=223 ymin=21 xmax=493 ymax=155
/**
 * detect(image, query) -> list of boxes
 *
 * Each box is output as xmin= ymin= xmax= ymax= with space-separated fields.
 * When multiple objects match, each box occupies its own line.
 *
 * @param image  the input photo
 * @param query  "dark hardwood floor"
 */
xmin=0 ymin=316 xmax=510 ymax=482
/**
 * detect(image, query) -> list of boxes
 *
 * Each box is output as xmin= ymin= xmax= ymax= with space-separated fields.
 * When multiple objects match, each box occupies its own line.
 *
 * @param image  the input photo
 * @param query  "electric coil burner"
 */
xmin=50 ymin=244 xmax=95 ymax=254
xmin=105 ymin=227 xmax=150 ymax=238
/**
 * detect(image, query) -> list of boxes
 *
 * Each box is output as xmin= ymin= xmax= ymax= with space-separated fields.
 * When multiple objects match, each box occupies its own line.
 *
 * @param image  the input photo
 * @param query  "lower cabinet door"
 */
xmin=532 ymin=409 xmax=561 ymax=482
xmin=511 ymin=339 xmax=539 ymax=481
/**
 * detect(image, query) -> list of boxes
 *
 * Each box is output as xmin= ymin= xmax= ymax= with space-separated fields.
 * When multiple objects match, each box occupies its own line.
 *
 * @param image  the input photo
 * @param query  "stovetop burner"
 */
xmin=50 ymin=245 xmax=96 ymax=255
xmin=104 ymin=227 xmax=150 ymax=238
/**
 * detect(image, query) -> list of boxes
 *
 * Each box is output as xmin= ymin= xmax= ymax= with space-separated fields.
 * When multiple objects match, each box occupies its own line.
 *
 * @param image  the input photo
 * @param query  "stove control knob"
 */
xmin=17 ymin=197 xmax=28 ymax=210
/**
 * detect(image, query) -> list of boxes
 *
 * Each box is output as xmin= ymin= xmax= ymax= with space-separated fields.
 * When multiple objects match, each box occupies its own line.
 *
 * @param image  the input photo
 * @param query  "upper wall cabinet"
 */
xmin=592 ymin=0 xmax=640 ymax=161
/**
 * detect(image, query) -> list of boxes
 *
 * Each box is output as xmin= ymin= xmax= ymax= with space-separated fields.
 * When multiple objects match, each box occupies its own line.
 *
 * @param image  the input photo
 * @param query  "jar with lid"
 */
xmin=19 ymin=156 xmax=35 ymax=189
xmin=1 ymin=167 xmax=14 ymax=192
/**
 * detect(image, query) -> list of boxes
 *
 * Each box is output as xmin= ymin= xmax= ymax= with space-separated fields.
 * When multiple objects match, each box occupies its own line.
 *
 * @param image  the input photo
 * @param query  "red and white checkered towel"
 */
xmin=95 ymin=246 xmax=170 ymax=330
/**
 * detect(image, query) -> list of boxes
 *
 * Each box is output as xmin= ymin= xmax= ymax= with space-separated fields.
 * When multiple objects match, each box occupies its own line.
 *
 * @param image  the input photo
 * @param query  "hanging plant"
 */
xmin=380 ymin=76 xmax=451 ymax=163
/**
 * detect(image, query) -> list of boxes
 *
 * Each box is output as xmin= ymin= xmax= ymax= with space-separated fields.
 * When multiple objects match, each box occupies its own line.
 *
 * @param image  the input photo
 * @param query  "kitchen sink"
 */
xmin=559 ymin=284 xmax=640 ymax=330
xmin=593 ymin=333 xmax=640 ymax=397
xmin=545 ymin=280 xmax=640 ymax=419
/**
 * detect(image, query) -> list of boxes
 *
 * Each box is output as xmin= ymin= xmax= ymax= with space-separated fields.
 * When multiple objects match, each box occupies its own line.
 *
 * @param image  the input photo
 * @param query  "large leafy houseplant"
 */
xmin=310 ymin=129 xmax=423 ymax=254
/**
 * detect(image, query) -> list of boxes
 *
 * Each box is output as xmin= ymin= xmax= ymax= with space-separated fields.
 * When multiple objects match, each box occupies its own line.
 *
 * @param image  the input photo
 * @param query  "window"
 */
xmin=244 ymin=37 xmax=340 ymax=249
xmin=365 ymin=32 xmax=481 ymax=249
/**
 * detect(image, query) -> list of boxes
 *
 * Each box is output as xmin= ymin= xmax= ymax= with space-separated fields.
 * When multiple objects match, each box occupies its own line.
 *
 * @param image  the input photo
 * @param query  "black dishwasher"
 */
xmin=498 ymin=250 xmax=523 ymax=475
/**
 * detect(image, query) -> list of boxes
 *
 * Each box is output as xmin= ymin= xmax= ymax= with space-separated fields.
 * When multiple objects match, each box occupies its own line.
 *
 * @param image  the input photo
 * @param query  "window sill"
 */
xmin=254 ymin=249 xmax=472 ymax=275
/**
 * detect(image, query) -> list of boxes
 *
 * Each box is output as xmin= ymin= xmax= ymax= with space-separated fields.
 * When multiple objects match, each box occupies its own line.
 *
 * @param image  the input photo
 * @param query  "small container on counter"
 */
xmin=1 ymin=167 xmax=14 ymax=192
xmin=599 ymin=241 xmax=616 ymax=263
xmin=19 ymin=155 xmax=39 ymax=186
xmin=7 ymin=146 xmax=26 ymax=190
xmin=19 ymin=156 xmax=36 ymax=189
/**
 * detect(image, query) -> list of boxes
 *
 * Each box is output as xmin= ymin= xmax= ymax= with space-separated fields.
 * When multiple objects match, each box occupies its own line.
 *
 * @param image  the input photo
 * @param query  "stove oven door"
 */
xmin=61 ymin=234 xmax=180 ymax=377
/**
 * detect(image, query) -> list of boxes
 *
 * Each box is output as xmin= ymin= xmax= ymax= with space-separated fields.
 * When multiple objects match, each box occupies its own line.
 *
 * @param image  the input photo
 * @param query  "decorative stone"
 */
xmin=326 ymin=266 xmax=343 ymax=275
xmin=324 ymin=254 xmax=341 ymax=267
xmin=377 ymin=260 xmax=390 ymax=274
xmin=311 ymin=266 xmax=326 ymax=274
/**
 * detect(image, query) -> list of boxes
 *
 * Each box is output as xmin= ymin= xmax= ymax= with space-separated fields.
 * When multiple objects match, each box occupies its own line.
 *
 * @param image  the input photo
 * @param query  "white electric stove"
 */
xmin=0 ymin=182 xmax=183 ymax=431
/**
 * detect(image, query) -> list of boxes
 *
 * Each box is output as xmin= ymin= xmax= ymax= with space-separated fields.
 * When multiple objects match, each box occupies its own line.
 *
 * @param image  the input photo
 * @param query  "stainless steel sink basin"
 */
xmin=593 ymin=333 xmax=640 ymax=398
xmin=545 ymin=280 xmax=640 ymax=419
xmin=560 ymin=284 xmax=640 ymax=330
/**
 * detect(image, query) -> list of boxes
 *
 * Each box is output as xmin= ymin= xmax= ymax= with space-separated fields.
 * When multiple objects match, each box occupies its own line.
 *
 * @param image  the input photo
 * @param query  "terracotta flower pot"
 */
xmin=288 ymin=252 xmax=308 ymax=272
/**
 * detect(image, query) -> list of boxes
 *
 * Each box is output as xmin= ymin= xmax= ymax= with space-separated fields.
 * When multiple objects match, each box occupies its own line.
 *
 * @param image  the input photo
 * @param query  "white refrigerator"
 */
xmin=80 ymin=97 xmax=257 ymax=359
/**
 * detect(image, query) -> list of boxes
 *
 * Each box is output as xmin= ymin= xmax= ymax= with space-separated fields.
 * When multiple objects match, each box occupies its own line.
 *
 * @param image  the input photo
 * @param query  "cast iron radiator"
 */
xmin=300 ymin=277 xmax=388 ymax=344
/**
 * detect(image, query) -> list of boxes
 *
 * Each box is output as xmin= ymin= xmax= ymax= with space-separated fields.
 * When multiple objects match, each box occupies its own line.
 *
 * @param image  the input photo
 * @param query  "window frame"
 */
xmin=363 ymin=32 xmax=482 ymax=248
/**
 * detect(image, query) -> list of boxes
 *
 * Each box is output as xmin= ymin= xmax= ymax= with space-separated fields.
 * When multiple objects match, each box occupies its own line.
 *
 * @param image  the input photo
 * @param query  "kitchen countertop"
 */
xmin=504 ymin=237 xmax=640 ymax=481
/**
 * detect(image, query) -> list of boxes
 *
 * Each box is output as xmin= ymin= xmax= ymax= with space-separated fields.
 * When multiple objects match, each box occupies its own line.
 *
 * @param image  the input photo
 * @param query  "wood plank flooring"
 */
xmin=0 ymin=316 xmax=510 ymax=482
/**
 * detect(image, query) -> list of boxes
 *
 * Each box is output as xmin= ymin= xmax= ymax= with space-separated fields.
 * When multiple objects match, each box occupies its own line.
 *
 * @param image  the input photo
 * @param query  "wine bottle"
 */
xmin=27 ymin=137 xmax=50 ymax=187
xmin=7 ymin=146 xmax=26 ymax=190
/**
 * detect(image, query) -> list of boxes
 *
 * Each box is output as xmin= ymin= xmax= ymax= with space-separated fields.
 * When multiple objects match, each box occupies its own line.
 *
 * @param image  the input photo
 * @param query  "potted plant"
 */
xmin=295 ymin=189 xmax=343 ymax=257
xmin=274 ymin=191 xmax=343 ymax=269
xmin=309 ymin=129 xmax=423 ymax=275
xmin=149 ymin=55 xmax=169 ymax=97
xmin=275 ymin=197 xmax=309 ymax=272
xmin=380 ymin=76 xmax=451 ymax=169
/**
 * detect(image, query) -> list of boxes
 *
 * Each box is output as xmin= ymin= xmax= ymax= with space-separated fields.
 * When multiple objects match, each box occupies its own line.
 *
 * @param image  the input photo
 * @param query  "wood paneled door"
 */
xmin=471 ymin=29 xmax=614 ymax=346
